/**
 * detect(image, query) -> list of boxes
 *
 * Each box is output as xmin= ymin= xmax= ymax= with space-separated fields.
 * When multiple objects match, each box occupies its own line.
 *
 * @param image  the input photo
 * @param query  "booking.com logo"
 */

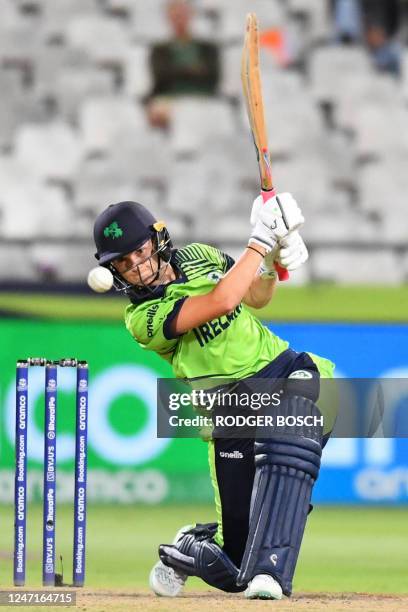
xmin=4 ymin=365 xmax=170 ymax=466
xmin=3 ymin=365 xmax=408 ymax=471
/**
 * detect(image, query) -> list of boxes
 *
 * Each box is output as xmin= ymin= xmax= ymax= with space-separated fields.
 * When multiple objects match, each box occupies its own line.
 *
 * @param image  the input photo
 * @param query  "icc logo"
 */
xmin=17 ymin=379 xmax=27 ymax=391
xmin=78 ymin=379 xmax=88 ymax=391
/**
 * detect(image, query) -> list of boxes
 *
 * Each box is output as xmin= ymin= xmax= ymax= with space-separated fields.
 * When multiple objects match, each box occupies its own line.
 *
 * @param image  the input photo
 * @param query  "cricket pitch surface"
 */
xmin=73 ymin=590 xmax=408 ymax=611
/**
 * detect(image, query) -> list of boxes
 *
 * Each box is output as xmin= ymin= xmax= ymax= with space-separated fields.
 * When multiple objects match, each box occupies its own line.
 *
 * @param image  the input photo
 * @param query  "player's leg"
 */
xmin=210 ymin=438 xmax=255 ymax=568
xmin=151 ymin=351 xmax=333 ymax=597
xmin=237 ymin=394 xmax=324 ymax=599
xmin=154 ymin=437 xmax=255 ymax=594
xmin=158 ymin=522 xmax=245 ymax=593
xmin=149 ymin=523 xmax=193 ymax=597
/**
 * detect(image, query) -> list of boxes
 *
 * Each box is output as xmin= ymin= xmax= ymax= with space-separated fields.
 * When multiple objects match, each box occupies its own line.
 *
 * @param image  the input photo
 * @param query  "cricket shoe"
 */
xmin=244 ymin=574 xmax=283 ymax=600
xmin=149 ymin=524 xmax=193 ymax=597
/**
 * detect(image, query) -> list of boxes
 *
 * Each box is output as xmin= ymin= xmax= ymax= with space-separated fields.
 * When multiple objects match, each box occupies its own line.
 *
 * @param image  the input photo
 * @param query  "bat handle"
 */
xmin=261 ymin=189 xmax=289 ymax=282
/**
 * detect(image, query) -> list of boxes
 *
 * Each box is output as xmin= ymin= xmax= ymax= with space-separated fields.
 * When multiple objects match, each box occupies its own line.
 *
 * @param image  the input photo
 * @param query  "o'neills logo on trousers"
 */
xmin=219 ymin=451 xmax=243 ymax=459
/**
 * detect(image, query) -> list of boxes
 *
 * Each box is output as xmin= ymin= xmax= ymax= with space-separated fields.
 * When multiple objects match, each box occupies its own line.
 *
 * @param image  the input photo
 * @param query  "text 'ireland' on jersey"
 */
xmin=124 ymin=243 xmax=290 ymax=382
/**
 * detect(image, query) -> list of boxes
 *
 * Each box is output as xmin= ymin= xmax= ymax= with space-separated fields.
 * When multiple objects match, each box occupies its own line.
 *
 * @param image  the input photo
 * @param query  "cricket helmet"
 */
xmin=94 ymin=201 xmax=171 ymax=264
xmin=93 ymin=201 xmax=173 ymax=300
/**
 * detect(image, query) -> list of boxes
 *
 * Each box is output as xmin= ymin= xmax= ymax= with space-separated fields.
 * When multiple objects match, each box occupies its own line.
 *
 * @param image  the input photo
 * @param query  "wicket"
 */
xmin=14 ymin=358 xmax=89 ymax=587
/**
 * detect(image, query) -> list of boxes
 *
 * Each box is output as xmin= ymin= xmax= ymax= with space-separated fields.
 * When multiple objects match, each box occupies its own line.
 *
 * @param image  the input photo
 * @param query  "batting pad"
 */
xmin=237 ymin=396 xmax=323 ymax=596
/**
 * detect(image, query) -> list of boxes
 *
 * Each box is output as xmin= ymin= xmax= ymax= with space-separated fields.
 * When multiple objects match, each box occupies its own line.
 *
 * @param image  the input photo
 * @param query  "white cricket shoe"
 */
xmin=245 ymin=574 xmax=283 ymax=600
xmin=149 ymin=562 xmax=187 ymax=597
xmin=149 ymin=524 xmax=193 ymax=597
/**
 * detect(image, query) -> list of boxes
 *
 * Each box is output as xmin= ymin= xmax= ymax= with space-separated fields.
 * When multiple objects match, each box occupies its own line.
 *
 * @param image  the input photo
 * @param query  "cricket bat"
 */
xmin=241 ymin=13 xmax=289 ymax=281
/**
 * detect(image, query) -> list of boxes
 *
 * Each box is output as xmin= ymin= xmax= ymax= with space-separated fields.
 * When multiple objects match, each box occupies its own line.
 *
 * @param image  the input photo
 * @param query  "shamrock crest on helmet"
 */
xmin=103 ymin=221 xmax=123 ymax=239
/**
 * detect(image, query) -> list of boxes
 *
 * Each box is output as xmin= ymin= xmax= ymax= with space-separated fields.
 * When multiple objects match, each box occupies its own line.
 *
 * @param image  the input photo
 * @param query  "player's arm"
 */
xmin=172 ymin=246 xmax=267 ymax=335
xmin=242 ymin=272 xmax=277 ymax=309
xmin=242 ymin=231 xmax=308 ymax=309
xmin=171 ymin=193 xmax=306 ymax=334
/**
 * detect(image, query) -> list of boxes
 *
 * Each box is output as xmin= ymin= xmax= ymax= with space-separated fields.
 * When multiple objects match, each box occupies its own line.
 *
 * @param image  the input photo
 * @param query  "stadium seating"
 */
xmin=0 ymin=0 xmax=405 ymax=284
xmin=65 ymin=14 xmax=131 ymax=64
xmin=219 ymin=0 xmax=286 ymax=43
xmin=311 ymin=248 xmax=403 ymax=284
xmin=287 ymin=0 xmax=331 ymax=42
xmin=309 ymin=45 xmax=373 ymax=106
xmin=29 ymin=243 xmax=97 ymax=282
xmin=1 ymin=182 xmax=72 ymax=240
xmin=0 ymin=244 xmax=38 ymax=281
xmin=123 ymin=46 xmax=152 ymax=98
xmin=131 ymin=0 xmax=171 ymax=43
xmin=169 ymin=97 xmax=235 ymax=155
xmin=78 ymin=95 xmax=148 ymax=154
xmin=41 ymin=0 xmax=101 ymax=38
xmin=14 ymin=121 xmax=82 ymax=182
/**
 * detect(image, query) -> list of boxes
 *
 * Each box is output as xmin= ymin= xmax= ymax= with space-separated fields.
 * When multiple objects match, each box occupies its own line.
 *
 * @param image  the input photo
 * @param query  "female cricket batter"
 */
xmin=91 ymin=195 xmax=334 ymax=600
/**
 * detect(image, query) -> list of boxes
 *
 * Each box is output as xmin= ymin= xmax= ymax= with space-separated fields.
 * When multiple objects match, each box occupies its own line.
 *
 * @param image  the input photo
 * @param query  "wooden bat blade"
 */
xmin=241 ymin=12 xmax=273 ymax=192
xmin=241 ymin=13 xmax=289 ymax=281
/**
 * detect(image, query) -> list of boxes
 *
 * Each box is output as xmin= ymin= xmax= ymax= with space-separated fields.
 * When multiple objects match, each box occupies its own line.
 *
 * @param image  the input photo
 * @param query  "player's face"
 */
xmin=112 ymin=239 xmax=159 ymax=286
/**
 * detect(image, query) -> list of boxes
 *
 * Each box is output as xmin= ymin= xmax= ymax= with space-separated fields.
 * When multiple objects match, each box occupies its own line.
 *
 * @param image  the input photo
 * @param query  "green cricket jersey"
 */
xmin=125 ymin=243 xmax=334 ymax=381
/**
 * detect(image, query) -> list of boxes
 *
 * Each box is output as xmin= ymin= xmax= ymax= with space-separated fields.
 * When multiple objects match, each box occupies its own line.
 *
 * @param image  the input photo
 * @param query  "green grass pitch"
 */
xmin=0 ymin=504 xmax=407 ymax=594
xmin=0 ymin=285 xmax=408 ymax=321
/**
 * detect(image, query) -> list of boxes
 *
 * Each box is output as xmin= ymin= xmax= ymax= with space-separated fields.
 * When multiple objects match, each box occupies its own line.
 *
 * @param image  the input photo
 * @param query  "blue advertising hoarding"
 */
xmin=1 ymin=319 xmax=406 ymax=505
xmin=270 ymin=323 xmax=408 ymax=504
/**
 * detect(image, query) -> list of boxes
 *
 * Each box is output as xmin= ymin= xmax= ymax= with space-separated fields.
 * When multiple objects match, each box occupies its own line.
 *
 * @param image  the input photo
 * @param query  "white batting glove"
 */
xmin=249 ymin=193 xmax=304 ymax=252
xmin=259 ymin=245 xmax=279 ymax=279
xmin=250 ymin=193 xmax=304 ymax=230
xmin=277 ymin=231 xmax=309 ymax=271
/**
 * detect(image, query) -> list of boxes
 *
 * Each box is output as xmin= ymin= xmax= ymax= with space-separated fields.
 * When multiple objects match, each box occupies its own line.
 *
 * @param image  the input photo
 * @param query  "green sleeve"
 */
xmin=125 ymin=297 xmax=186 ymax=357
xmin=177 ymin=243 xmax=234 ymax=274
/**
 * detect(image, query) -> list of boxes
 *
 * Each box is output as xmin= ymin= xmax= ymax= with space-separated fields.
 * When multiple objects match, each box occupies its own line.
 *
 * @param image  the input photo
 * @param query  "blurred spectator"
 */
xmin=146 ymin=0 xmax=220 ymax=129
xmin=362 ymin=0 xmax=402 ymax=76
xmin=329 ymin=0 xmax=402 ymax=75
xmin=331 ymin=0 xmax=364 ymax=43
xmin=365 ymin=23 xmax=402 ymax=76
xmin=361 ymin=0 xmax=400 ymax=37
xmin=330 ymin=0 xmax=401 ymax=40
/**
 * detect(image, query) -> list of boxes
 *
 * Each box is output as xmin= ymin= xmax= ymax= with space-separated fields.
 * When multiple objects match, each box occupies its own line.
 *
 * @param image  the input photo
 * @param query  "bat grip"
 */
xmin=261 ymin=190 xmax=289 ymax=282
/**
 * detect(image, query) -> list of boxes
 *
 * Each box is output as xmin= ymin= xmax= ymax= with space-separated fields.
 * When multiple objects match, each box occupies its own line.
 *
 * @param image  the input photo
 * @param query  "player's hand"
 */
xmin=250 ymin=192 xmax=304 ymax=231
xmin=277 ymin=231 xmax=308 ymax=271
xmin=249 ymin=193 xmax=304 ymax=252
xmin=259 ymin=245 xmax=279 ymax=279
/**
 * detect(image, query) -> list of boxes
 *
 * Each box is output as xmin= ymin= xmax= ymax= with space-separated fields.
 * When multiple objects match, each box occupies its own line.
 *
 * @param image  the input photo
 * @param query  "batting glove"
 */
xmin=258 ymin=245 xmax=279 ymax=279
xmin=259 ymin=231 xmax=308 ymax=278
xmin=249 ymin=193 xmax=304 ymax=253
xmin=277 ymin=231 xmax=309 ymax=271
